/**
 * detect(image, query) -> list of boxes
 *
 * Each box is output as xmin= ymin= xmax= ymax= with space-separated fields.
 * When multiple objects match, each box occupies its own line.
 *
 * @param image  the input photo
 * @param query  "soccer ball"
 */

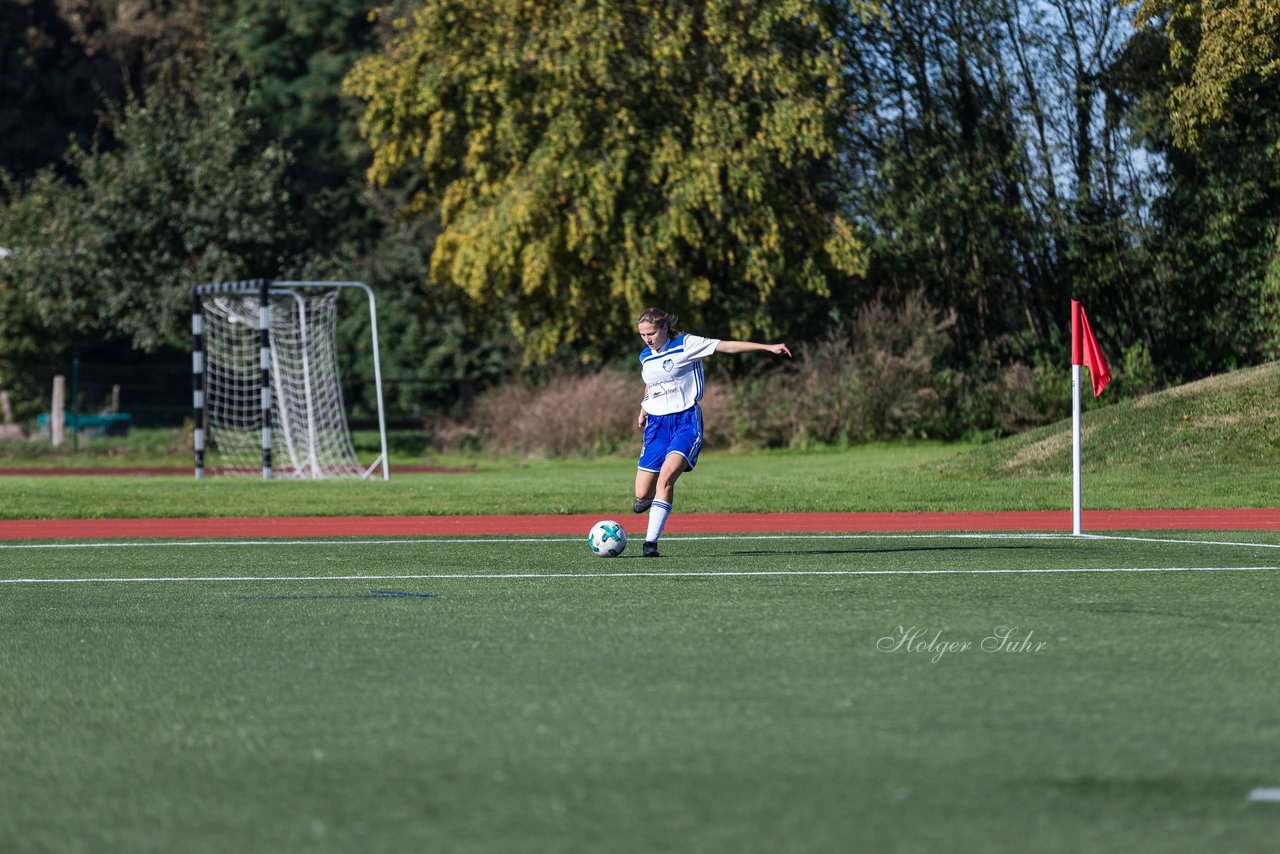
xmin=587 ymin=520 xmax=627 ymax=557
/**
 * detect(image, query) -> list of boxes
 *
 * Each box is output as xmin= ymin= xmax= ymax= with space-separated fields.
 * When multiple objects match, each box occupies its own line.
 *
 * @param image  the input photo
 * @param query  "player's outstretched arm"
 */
xmin=715 ymin=340 xmax=791 ymax=357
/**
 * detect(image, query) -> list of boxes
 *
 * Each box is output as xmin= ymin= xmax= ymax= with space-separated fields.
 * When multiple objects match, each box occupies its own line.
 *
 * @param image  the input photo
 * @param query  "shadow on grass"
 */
xmin=237 ymin=589 xmax=437 ymax=601
xmin=722 ymin=544 xmax=1056 ymax=557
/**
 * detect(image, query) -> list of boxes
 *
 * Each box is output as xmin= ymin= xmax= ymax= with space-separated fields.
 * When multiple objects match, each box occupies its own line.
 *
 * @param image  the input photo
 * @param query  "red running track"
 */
xmin=2 ymin=509 xmax=1280 ymax=540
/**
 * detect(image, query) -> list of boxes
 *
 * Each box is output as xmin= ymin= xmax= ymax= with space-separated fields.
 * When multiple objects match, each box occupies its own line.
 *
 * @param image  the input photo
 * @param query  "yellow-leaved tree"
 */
xmin=345 ymin=0 xmax=876 ymax=362
xmin=1136 ymin=0 xmax=1280 ymax=149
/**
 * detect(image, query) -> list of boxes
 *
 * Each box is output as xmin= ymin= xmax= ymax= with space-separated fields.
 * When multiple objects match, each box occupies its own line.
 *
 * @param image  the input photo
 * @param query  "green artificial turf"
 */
xmin=3 ymin=532 xmax=1279 ymax=852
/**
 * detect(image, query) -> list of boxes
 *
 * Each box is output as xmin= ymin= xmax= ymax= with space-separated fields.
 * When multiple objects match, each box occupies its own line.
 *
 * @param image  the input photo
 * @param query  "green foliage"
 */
xmin=345 ymin=0 xmax=874 ymax=363
xmin=299 ymin=200 xmax=514 ymax=422
xmin=0 ymin=1 xmax=104 ymax=182
xmin=210 ymin=0 xmax=519 ymax=423
xmin=1134 ymin=1 xmax=1280 ymax=364
xmin=0 ymin=0 xmax=213 ymax=184
xmin=1141 ymin=111 xmax=1280 ymax=373
xmin=0 ymin=65 xmax=305 ymax=354
xmin=1136 ymin=0 xmax=1280 ymax=150
xmin=1266 ymin=224 xmax=1280 ymax=358
xmin=1112 ymin=339 xmax=1159 ymax=398
xmin=851 ymin=114 xmax=1053 ymax=351
xmin=6 ymin=0 xmax=1280 ymax=436
xmin=206 ymin=0 xmax=389 ymax=257
xmin=845 ymin=1 xmax=1194 ymax=392
xmin=0 ymin=242 xmax=49 ymax=421
xmin=845 ymin=2 xmax=1066 ymax=353
xmin=211 ymin=0 xmax=377 ymax=192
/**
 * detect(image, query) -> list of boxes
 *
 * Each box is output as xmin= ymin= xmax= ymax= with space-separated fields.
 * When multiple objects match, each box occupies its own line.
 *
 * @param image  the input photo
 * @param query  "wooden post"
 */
xmin=0 ymin=390 xmax=21 ymax=439
xmin=51 ymin=375 xmax=66 ymax=447
xmin=111 ymin=384 xmax=121 ymax=413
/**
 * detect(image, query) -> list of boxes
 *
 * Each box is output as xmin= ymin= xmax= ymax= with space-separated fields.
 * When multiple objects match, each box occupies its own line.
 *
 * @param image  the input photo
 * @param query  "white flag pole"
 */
xmin=1072 ymin=363 xmax=1083 ymax=535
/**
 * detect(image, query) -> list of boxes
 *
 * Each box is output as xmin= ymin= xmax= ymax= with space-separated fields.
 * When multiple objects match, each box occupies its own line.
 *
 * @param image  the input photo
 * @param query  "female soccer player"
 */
xmin=632 ymin=307 xmax=791 ymax=557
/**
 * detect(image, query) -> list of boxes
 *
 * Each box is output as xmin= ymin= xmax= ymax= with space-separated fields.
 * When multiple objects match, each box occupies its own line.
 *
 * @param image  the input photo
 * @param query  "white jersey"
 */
xmin=639 ymin=333 xmax=721 ymax=416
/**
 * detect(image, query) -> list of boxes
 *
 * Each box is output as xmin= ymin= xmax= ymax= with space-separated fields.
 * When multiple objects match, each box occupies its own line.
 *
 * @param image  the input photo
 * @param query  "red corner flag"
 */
xmin=1071 ymin=300 xmax=1111 ymax=397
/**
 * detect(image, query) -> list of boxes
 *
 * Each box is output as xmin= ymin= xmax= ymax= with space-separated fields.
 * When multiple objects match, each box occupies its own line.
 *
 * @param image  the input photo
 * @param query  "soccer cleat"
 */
xmin=633 ymin=498 xmax=653 ymax=514
xmin=642 ymin=541 xmax=660 ymax=558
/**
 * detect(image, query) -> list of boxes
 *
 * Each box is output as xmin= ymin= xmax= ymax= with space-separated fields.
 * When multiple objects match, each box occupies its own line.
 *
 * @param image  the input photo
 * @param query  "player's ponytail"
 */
xmin=636 ymin=307 xmax=679 ymax=337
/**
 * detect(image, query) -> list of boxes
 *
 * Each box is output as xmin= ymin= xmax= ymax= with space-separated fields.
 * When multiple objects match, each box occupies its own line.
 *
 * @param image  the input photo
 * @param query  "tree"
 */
xmin=846 ymin=0 xmax=1057 ymax=350
xmin=0 ymin=0 xmax=107 ymax=184
xmin=1136 ymin=0 xmax=1280 ymax=149
xmin=0 ymin=65 xmax=305 ymax=355
xmin=1136 ymin=0 xmax=1280 ymax=361
xmin=843 ymin=0 xmax=1177 ymax=386
xmin=208 ymin=0 xmax=380 ymax=204
xmin=344 ymin=0 xmax=875 ymax=363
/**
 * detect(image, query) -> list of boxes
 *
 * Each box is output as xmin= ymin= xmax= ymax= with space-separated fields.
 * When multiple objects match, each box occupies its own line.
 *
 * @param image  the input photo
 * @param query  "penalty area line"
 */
xmin=3 ymin=565 xmax=1280 ymax=585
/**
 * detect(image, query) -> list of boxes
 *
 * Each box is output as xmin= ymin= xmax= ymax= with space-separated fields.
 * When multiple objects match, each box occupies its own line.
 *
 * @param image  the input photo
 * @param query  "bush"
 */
xmin=1110 ymin=340 xmax=1159 ymax=400
xmin=440 ymin=368 xmax=736 ymax=457
xmin=734 ymin=291 xmax=956 ymax=446
xmin=465 ymin=371 xmax=630 ymax=456
xmin=946 ymin=353 xmax=1067 ymax=441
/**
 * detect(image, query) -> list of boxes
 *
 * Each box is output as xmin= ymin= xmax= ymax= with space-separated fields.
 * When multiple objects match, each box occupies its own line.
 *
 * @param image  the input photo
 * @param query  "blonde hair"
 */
xmin=636 ymin=307 xmax=679 ymax=336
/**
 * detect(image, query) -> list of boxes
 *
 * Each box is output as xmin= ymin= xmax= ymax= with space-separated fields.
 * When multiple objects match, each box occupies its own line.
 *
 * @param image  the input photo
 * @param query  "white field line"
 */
xmin=2 ymin=531 xmax=1278 ymax=550
xmin=4 ymin=532 xmax=1278 ymax=585
xmin=3 ymin=566 xmax=1280 ymax=585
xmin=1247 ymin=788 xmax=1280 ymax=802
xmin=0 ymin=532 xmax=1079 ymax=549
xmin=1076 ymin=533 xmax=1280 ymax=550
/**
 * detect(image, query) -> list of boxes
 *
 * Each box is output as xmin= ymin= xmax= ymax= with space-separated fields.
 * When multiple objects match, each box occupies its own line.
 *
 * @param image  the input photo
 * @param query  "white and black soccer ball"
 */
xmin=587 ymin=520 xmax=627 ymax=557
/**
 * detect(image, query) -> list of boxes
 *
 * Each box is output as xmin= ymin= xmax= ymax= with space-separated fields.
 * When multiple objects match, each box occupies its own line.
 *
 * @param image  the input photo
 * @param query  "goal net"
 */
xmin=193 ymin=280 xmax=388 ymax=479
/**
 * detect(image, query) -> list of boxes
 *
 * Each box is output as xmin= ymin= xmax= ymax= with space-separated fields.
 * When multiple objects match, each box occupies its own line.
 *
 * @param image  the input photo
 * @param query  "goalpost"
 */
xmin=192 ymin=279 xmax=389 ymax=480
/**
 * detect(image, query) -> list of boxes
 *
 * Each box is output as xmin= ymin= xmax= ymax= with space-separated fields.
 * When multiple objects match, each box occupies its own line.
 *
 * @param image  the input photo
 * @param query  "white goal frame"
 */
xmin=192 ymin=279 xmax=389 ymax=480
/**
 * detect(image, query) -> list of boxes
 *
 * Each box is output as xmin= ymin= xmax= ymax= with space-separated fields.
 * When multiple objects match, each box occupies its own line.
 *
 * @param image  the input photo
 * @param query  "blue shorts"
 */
xmin=638 ymin=406 xmax=704 ymax=473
